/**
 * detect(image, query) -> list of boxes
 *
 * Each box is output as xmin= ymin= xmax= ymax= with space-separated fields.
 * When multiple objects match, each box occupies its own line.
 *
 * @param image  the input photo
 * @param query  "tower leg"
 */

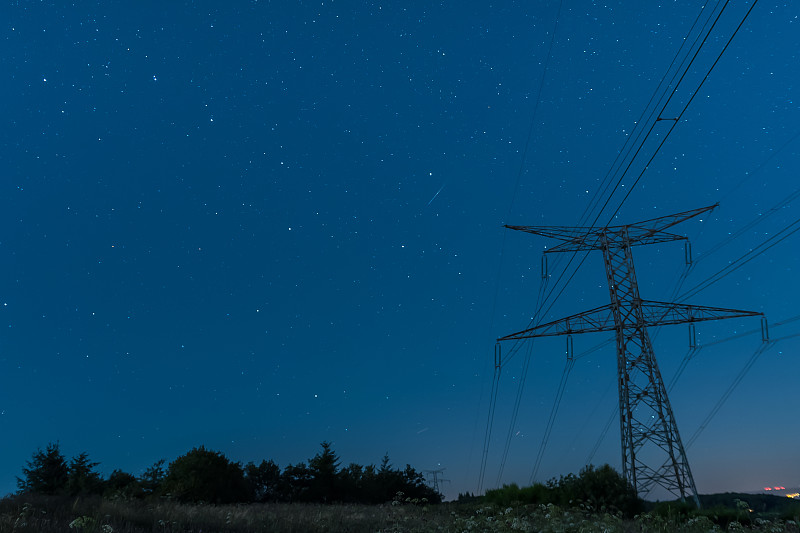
xmin=602 ymin=229 xmax=699 ymax=505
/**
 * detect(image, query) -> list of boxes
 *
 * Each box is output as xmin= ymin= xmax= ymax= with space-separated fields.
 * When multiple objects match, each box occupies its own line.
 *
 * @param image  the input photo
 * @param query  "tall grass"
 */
xmin=1 ymin=492 xmax=798 ymax=532
xmin=0 ymin=493 xmax=447 ymax=533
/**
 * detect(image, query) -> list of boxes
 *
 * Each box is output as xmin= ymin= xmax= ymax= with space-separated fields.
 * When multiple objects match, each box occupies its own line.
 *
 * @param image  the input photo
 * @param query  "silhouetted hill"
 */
xmin=699 ymin=491 xmax=800 ymax=518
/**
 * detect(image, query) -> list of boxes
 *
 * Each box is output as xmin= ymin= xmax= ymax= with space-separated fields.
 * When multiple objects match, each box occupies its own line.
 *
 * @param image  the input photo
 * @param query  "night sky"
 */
xmin=2 ymin=1 xmax=798 ymax=501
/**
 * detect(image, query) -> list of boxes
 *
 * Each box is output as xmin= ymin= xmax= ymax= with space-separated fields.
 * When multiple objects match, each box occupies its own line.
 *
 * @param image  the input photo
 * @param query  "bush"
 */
xmin=484 ymin=465 xmax=642 ymax=517
xmin=104 ymin=469 xmax=141 ymax=500
xmin=550 ymin=464 xmax=643 ymax=516
xmin=484 ymin=482 xmax=549 ymax=506
xmin=162 ymin=446 xmax=250 ymax=504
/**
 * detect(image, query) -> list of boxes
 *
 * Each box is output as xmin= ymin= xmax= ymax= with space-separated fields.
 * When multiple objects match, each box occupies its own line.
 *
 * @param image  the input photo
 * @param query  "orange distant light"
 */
xmin=764 ymin=487 xmax=772 ymax=490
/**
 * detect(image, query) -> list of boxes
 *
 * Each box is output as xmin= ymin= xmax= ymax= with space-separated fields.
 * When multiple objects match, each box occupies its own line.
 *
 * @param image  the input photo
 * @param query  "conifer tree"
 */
xmin=17 ymin=442 xmax=69 ymax=495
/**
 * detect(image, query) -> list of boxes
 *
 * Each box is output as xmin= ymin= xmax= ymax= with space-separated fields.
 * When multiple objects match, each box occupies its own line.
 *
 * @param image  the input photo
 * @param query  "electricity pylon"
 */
xmin=424 ymin=468 xmax=450 ymax=494
xmin=498 ymin=204 xmax=762 ymax=506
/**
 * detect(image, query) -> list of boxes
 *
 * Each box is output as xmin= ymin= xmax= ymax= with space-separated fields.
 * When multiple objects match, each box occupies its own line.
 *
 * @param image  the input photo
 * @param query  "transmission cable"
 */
xmin=685 ymin=341 xmax=774 ymax=449
xmin=606 ymin=0 xmax=760 ymax=224
xmin=537 ymin=0 xmax=723 ymax=305
xmin=585 ymin=405 xmax=618 ymax=466
xmin=501 ymin=0 xmax=746 ymax=365
xmin=530 ymin=355 xmax=575 ymax=483
xmin=495 ymin=265 xmax=553 ymax=484
xmin=667 ymin=346 xmax=702 ymax=394
xmin=720 ymin=129 xmax=800 ymax=203
xmin=697 ymin=185 xmax=800 ymax=263
xmin=495 ymin=340 xmax=535 ymax=486
xmin=477 ymin=0 xmax=566 ymax=492
xmin=576 ymin=0 xmax=720 ymax=229
xmin=492 ymin=0 xmax=760 ymax=488
xmin=586 ymin=313 xmax=800 ymax=465
xmin=678 ymin=215 xmax=800 ymax=302
xmin=507 ymin=0 xmax=745 ymax=357
xmin=477 ymin=353 xmax=503 ymax=492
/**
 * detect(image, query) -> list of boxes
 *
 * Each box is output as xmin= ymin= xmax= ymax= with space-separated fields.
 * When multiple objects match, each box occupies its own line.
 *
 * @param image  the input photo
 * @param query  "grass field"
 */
xmin=1 ymin=492 xmax=799 ymax=532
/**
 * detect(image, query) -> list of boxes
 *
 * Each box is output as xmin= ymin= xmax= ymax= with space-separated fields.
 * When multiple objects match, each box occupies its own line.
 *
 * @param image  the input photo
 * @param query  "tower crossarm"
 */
xmin=498 ymin=300 xmax=761 ymax=342
xmin=637 ymin=300 xmax=763 ymax=326
xmin=504 ymin=203 xmax=718 ymax=253
xmin=497 ymin=304 xmax=616 ymax=341
xmin=503 ymin=226 xmax=687 ymax=253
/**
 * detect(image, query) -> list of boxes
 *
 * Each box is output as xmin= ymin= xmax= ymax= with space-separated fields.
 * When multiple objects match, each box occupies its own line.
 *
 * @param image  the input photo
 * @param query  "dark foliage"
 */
xmin=269 ymin=443 xmax=441 ymax=504
xmin=14 ymin=441 xmax=441 ymax=506
xmin=457 ymin=491 xmax=480 ymax=502
xmin=104 ymin=469 xmax=141 ymax=500
xmin=16 ymin=442 xmax=69 ymax=495
xmin=549 ymin=464 xmax=643 ymax=516
xmin=244 ymin=459 xmax=282 ymax=502
xmin=484 ymin=464 xmax=643 ymax=517
xmin=67 ymin=452 xmax=104 ymax=496
xmin=279 ymin=462 xmax=313 ymax=502
xmin=308 ymin=441 xmax=340 ymax=502
xmin=698 ymin=492 xmax=800 ymax=518
xmin=162 ymin=446 xmax=250 ymax=504
xmin=484 ymin=482 xmax=549 ymax=507
xmin=138 ymin=459 xmax=166 ymax=496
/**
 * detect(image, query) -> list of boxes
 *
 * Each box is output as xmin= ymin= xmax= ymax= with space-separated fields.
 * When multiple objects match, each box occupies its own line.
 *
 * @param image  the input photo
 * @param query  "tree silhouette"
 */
xmin=551 ymin=464 xmax=642 ymax=516
xmin=14 ymin=440 xmax=443 ymax=505
xmin=139 ymin=459 xmax=166 ymax=496
xmin=67 ymin=452 xmax=103 ymax=496
xmin=105 ymin=469 xmax=141 ymax=500
xmin=17 ymin=442 xmax=68 ymax=495
xmin=308 ymin=441 xmax=340 ymax=502
xmin=162 ymin=446 xmax=249 ymax=504
xmin=280 ymin=462 xmax=312 ymax=502
xmin=244 ymin=459 xmax=281 ymax=502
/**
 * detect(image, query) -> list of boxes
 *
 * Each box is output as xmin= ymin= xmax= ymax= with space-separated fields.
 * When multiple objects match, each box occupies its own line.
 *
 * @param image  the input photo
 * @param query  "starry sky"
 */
xmin=2 ymin=1 xmax=798 ymax=501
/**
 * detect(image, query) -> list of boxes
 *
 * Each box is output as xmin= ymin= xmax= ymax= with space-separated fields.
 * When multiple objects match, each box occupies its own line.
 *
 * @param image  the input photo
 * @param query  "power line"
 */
xmin=576 ymin=0 xmax=719 ymax=230
xmin=685 ymin=342 xmax=774 ymax=449
xmin=585 ymin=314 xmax=800 ymax=467
xmin=509 ymin=0 xmax=751 ymax=349
xmin=606 ymin=0 xmax=761 ymax=223
xmin=720 ymin=129 xmax=800 ymax=203
xmin=489 ymin=0 xmax=762 ymax=494
xmin=678 ymin=215 xmax=800 ymax=301
xmin=542 ymin=0 xmax=757 ymax=327
xmin=530 ymin=355 xmax=574 ymax=484
xmin=477 ymin=0 xmax=565 ymax=493
xmin=497 ymin=0 xmax=743 ymax=367
xmin=477 ymin=351 xmax=502 ymax=493
xmin=697 ymin=185 xmax=800 ymax=263
xmin=585 ymin=405 xmax=617 ymax=466
xmin=495 ymin=341 xmax=535 ymax=486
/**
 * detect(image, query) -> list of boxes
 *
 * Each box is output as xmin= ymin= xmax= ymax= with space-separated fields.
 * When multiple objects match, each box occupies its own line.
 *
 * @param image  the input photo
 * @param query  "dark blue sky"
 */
xmin=2 ymin=1 xmax=798 ymax=500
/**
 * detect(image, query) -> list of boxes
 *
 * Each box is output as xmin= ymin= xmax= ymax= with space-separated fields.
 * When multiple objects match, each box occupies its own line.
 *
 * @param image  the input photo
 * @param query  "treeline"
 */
xmin=16 ymin=441 xmax=442 ymax=505
xmin=479 ymin=464 xmax=644 ymax=517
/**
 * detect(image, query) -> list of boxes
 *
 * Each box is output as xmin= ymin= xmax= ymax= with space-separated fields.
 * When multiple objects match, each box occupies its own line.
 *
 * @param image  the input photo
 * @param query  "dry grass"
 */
xmin=1 ymin=493 xmax=799 ymax=532
xmin=0 ymin=493 xmax=451 ymax=533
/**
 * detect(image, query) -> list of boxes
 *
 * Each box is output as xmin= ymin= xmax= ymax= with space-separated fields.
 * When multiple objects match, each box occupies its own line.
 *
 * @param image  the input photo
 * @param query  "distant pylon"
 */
xmin=499 ymin=204 xmax=762 ymax=506
xmin=424 ymin=468 xmax=449 ymax=494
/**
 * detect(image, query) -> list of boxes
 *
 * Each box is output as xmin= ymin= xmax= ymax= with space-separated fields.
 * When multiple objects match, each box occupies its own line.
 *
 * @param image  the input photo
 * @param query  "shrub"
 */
xmin=484 ymin=482 xmax=549 ymax=506
xmin=550 ymin=464 xmax=643 ymax=516
xmin=162 ymin=446 xmax=250 ymax=504
xmin=104 ymin=469 xmax=141 ymax=500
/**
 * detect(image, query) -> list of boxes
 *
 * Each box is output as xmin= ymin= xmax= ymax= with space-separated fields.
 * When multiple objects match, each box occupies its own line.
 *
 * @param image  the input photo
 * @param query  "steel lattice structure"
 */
xmin=499 ymin=204 xmax=762 ymax=506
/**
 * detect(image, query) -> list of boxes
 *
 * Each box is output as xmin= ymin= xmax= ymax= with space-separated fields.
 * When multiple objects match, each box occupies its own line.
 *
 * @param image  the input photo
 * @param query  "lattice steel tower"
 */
xmin=499 ymin=204 xmax=761 ymax=505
